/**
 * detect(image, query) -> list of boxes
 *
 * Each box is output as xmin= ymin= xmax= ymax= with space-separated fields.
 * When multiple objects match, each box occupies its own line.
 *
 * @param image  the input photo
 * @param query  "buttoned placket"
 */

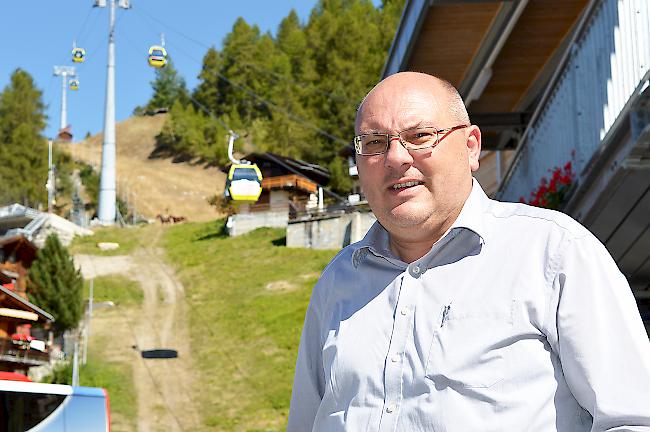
xmin=378 ymin=262 xmax=422 ymax=432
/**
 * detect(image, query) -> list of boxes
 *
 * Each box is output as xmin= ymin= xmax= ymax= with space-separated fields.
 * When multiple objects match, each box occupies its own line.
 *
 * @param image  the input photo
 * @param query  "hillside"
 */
xmin=69 ymin=222 xmax=337 ymax=431
xmin=61 ymin=114 xmax=225 ymax=222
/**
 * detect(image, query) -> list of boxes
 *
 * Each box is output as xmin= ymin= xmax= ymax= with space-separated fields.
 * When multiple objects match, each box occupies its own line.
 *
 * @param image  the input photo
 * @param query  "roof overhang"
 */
xmin=382 ymin=0 xmax=589 ymax=150
xmin=0 ymin=285 xmax=54 ymax=323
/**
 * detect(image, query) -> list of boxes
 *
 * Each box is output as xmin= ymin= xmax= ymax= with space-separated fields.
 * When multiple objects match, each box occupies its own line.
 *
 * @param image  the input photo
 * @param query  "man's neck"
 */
xmin=387 ymin=209 xmax=461 ymax=263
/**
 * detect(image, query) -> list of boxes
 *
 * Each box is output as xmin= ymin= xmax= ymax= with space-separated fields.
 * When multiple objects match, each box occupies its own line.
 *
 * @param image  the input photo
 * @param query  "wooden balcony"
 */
xmin=0 ymin=337 xmax=50 ymax=366
xmin=261 ymin=175 xmax=317 ymax=194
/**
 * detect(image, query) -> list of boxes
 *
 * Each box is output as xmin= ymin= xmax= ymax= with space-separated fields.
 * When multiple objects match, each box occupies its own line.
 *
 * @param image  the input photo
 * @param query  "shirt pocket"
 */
xmin=425 ymin=300 xmax=514 ymax=389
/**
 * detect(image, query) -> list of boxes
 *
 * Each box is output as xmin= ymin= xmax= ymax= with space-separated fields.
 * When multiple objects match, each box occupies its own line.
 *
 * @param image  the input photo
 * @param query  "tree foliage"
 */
xmin=28 ymin=234 xmax=84 ymax=335
xmin=154 ymin=0 xmax=405 ymax=193
xmin=145 ymin=56 xmax=189 ymax=112
xmin=0 ymin=69 xmax=48 ymax=207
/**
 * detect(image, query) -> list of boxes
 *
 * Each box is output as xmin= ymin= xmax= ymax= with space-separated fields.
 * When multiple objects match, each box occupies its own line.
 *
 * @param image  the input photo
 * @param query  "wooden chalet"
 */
xmin=0 ymin=284 xmax=54 ymax=373
xmin=0 ymin=235 xmax=53 ymax=373
xmin=0 ymin=235 xmax=38 ymax=294
xmin=233 ymin=152 xmax=330 ymax=217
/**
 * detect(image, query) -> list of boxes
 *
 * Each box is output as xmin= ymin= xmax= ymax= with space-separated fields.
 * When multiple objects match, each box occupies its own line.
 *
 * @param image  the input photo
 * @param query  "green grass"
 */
xmin=84 ymin=275 xmax=143 ymax=307
xmin=80 ymin=346 xmax=137 ymax=431
xmin=39 ymin=346 xmax=136 ymax=431
xmin=69 ymin=226 xmax=142 ymax=256
xmin=162 ymin=220 xmax=338 ymax=431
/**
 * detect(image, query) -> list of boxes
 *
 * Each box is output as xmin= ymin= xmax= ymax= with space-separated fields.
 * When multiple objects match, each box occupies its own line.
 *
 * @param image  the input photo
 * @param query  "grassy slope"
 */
xmin=162 ymin=221 xmax=338 ymax=431
xmin=70 ymin=226 xmax=141 ymax=256
xmin=41 ymin=272 xmax=143 ymax=431
xmin=83 ymin=275 xmax=143 ymax=431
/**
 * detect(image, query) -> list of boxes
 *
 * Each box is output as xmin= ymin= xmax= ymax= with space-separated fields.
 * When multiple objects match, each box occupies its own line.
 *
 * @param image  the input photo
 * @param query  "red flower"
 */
xmin=560 ymin=175 xmax=571 ymax=185
xmin=564 ymin=161 xmax=572 ymax=172
xmin=519 ymin=196 xmax=526 ymax=203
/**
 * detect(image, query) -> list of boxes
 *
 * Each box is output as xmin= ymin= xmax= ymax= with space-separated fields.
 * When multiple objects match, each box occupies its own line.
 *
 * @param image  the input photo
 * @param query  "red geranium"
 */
xmin=519 ymin=160 xmax=575 ymax=210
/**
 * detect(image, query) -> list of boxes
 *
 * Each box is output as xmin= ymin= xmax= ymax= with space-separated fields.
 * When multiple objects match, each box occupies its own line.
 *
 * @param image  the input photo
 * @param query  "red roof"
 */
xmin=0 ymin=372 xmax=32 ymax=382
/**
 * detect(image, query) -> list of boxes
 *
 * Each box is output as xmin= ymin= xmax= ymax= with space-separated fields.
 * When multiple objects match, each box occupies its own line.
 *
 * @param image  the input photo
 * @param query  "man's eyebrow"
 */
xmin=357 ymin=128 xmax=383 ymax=135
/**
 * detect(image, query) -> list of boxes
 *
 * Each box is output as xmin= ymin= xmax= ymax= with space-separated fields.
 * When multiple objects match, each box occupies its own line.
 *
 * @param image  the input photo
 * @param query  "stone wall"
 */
xmin=287 ymin=211 xmax=376 ymax=249
xmin=227 ymin=210 xmax=289 ymax=236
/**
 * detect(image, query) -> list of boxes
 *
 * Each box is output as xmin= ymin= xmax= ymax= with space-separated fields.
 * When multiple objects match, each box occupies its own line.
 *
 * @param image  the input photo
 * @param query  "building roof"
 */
xmin=0 ymin=235 xmax=38 ymax=267
xmin=230 ymin=152 xmax=331 ymax=186
xmin=383 ymin=0 xmax=589 ymax=150
xmin=0 ymin=284 xmax=54 ymax=323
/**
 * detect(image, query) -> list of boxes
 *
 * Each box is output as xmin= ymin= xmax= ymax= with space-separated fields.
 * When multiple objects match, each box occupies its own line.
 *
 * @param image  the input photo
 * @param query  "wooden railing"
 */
xmin=0 ymin=337 xmax=50 ymax=366
xmin=261 ymin=175 xmax=317 ymax=194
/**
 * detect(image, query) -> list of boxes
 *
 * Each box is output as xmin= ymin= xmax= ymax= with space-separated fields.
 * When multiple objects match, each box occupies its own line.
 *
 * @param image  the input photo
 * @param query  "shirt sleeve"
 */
xmin=545 ymin=231 xmax=650 ymax=431
xmin=287 ymin=282 xmax=326 ymax=431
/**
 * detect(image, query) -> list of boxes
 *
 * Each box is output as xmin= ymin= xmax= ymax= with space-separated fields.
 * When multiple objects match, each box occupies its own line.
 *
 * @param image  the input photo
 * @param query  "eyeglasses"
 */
xmin=353 ymin=125 xmax=469 ymax=156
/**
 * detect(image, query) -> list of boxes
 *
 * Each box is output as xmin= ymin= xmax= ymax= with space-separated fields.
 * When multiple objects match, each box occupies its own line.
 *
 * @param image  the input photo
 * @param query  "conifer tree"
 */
xmin=28 ymin=234 xmax=83 ymax=335
xmin=145 ymin=56 xmax=189 ymax=112
xmin=0 ymin=69 xmax=48 ymax=206
xmin=193 ymin=47 xmax=222 ymax=113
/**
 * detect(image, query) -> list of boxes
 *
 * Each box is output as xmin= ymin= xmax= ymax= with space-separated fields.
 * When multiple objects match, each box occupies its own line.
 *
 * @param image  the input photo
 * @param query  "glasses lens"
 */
xmin=359 ymin=134 xmax=388 ymax=154
xmin=401 ymin=127 xmax=438 ymax=148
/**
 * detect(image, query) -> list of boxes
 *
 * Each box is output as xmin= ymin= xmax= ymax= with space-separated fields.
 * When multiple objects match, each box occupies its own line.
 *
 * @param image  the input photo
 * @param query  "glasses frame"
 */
xmin=353 ymin=124 xmax=469 ymax=156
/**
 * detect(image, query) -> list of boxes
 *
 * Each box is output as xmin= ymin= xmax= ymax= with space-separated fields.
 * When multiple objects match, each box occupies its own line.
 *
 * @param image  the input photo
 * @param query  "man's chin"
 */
xmin=383 ymin=206 xmax=431 ymax=229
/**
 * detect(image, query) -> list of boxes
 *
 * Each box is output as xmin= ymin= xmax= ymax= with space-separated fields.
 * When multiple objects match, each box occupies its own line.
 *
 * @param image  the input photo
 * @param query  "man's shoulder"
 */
xmin=486 ymin=199 xmax=591 ymax=240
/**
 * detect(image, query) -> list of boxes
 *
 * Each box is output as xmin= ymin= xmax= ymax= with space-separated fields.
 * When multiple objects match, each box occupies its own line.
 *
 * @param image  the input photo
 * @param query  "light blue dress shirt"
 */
xmin=288 ymin=179 xmax=650 ymax=432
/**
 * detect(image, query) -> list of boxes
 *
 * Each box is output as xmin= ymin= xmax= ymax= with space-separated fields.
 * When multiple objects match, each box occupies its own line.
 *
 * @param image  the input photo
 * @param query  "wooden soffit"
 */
xmin=403 ymin=0 xmax=589 ymax=113
xmin=407 ymin=2 xmax=501 ymax=87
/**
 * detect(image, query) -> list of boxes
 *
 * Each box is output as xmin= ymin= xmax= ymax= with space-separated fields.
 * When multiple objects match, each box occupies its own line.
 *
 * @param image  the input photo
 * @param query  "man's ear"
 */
xmin=467 ymin=125 xmax=481 ymax=172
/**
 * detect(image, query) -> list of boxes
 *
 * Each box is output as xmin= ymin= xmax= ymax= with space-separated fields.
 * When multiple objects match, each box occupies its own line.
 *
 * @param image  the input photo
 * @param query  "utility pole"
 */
xmin=53 ymin=66 xmax=76 ymax=133
xmin=45 ymin=140 xmax=56 ymax=212
xmin=96 ymin=0 xmax=130 ymax=225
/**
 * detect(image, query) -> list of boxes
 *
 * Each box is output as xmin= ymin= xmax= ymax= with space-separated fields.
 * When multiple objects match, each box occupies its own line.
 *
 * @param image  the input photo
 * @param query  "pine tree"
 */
xmin=145 ymin=56 xmax=189 ymax=112
xmin=0 ymin=69 xmax=48 ymax=207
xmin=159 ymin=0 xmax=405 ymax=193
xmin=193 ymin=47 xmax=222 ymax=114
xmin=28 ymin=234 xmax=83 ymax=335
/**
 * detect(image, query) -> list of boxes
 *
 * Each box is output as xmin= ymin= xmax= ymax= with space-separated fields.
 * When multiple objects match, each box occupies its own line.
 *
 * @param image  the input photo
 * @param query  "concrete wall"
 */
xmin=287 ymin=211 xmax=376 ymax=250
xmin=228 ymin=209 xmax=289 ymax=236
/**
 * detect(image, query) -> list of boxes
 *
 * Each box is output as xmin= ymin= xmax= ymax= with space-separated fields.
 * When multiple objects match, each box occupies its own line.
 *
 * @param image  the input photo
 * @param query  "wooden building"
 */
xmin=0 ymin=234 xmax=54 ymax=373
xmin=232 ymin=152 xmax=330 ymax=217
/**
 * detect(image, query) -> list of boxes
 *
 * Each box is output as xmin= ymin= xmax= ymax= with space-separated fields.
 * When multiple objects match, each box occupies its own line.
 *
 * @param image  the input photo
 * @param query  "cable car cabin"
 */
xmin=225 ymin=164 xmax=263 ymax=202
xmin=148 ymin=45 xmax=167 ymax=68
xmin=69 ymin=79 xmax=79 ymax=91
xmin=72 ymin=47 xmax=85 ymax=63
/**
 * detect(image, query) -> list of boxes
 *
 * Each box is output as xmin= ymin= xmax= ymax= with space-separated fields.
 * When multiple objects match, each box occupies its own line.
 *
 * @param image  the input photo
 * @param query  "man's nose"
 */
xmin=384 ymin=136 xmax=413 ymax=169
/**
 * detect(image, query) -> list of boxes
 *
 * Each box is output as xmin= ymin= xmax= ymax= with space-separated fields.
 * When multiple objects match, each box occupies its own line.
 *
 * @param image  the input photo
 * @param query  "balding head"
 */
xmin=356 ymin=72 xmax=470 ymax=133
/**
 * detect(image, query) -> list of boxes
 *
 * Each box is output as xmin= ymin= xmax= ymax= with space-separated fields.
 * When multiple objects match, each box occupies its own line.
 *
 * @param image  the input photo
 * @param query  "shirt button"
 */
xmin=400 ymin=307 xmax=408 ymax=316
xmin=391 ymin=354 xmax=400 ymax=363
xmin=386 ymin=404 xmax=395 ymax=413
xmin=412 ymin=265 xmax=420 ymax=274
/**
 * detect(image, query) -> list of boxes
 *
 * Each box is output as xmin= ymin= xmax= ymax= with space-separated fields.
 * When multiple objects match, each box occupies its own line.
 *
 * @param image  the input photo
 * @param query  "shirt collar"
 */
xmin=351 ymin=178 xmax=489 ymax=268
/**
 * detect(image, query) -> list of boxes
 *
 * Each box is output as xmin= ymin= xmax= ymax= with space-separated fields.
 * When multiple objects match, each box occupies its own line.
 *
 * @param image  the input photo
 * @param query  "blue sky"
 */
xmin=0 ymin=1 xmax=359 ymax=139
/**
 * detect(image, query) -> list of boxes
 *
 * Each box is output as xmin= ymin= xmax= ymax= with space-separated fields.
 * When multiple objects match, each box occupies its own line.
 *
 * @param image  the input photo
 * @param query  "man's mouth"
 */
xmin=390 ymin=181 xmax=424 ymax=190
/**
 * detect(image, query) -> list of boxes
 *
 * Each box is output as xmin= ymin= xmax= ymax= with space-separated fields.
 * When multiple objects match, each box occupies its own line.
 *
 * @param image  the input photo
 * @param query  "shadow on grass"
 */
xmin=196 ymin=219 xmax=229 ymax=241
xmin=271 ymin=236 xmax=286 ymax=247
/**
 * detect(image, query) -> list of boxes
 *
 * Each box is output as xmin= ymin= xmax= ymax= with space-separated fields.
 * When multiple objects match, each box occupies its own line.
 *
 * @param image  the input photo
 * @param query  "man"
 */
xmin=288 ymin=72 xmax=650 ymax=431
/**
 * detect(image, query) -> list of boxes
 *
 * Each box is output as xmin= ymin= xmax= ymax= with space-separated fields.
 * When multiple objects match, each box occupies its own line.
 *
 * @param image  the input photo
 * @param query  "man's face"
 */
xmin=355 ymin=78 xmax=478 ymax=236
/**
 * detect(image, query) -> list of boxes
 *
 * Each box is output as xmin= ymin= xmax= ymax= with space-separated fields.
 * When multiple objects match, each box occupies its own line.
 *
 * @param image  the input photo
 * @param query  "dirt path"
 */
xmin=76 ymin=226 xmax=201 ymax=432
